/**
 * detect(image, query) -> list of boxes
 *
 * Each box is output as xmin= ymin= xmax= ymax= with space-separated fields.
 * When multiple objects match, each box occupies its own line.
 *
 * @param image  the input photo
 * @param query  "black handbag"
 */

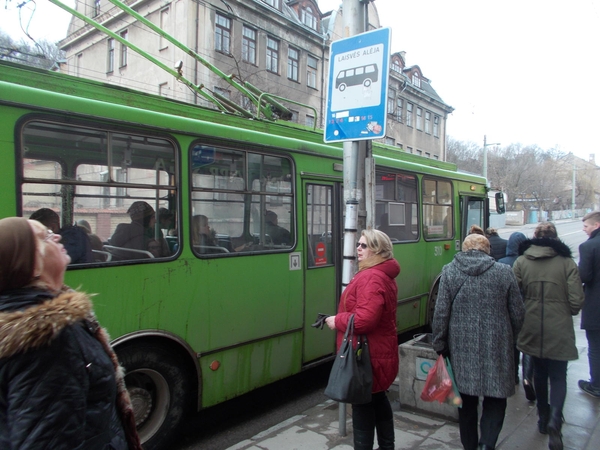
xmin=324 ymin=314 xmax=373 ymax=404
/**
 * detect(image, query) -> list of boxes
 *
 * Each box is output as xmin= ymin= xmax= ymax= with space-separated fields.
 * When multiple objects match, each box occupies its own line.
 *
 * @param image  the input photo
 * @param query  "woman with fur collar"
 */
xmin=514 ymin=222 xmax=584 ymax=450
xmin=325 ymin=229 xmax=400 ymax=450
xmin=0 ymin=217 xmax=141 ymax=450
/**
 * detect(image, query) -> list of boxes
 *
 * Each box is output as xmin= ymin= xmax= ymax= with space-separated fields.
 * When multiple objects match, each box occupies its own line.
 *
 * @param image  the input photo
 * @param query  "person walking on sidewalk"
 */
xmin=433 ymin=234 xmax=524 ymax=450
xmin=499 ymin=232 xmax=536 ymax=401
xmin=514 ymin=222 xmax=584 ymax=450
xmin=578 ymin=211 xmax=600 ymax=398
xmin=325 ymin=229 xmax=400 ymax=450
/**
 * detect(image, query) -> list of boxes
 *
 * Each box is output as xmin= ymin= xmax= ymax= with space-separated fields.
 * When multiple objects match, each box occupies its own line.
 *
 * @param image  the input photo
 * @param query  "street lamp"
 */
xmin=483 ymin=135 xmax=500 ymax=181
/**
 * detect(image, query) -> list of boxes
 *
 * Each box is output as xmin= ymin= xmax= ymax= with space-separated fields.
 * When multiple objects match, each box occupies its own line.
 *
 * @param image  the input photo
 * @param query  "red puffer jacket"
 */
xmin=335 ymin=258 xmax=400 ymax=393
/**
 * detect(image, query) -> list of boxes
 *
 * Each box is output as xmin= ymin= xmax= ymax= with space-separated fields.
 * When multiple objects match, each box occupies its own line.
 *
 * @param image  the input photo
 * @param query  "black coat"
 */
xmin=579 ymin=228 xmax=600 ymax=330
xmin=488 ymin=234 xmax=508 ymax=261
xmin=0 ymin=288 xmax=138 ymax=450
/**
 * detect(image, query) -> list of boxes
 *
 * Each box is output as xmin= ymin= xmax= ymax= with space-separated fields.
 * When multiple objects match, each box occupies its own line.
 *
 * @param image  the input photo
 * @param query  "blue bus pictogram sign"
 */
xmin=324 ymin=27 xmax=391 ymax=143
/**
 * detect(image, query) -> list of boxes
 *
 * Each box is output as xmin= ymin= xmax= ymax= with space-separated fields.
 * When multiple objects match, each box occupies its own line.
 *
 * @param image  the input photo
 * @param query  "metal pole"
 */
xmin=483 ymin=135 xmax=488 ymax=180
xmin=572 ymin=159 xmax=576 ymax=219
xmin=339 ymin=0 xmax=368 ymax=437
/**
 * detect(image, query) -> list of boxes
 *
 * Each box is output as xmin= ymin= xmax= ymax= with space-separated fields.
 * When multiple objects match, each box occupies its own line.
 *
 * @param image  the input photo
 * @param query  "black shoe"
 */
xmin=578 ymin=380 xmax=600 ymax=398
xmin=547 ymin=406 xmax=563 ymax=450
xmin=523 ymin=378 xmax=536 ymax=402
xmin=478 ymin=445 xmax=494 ymax=450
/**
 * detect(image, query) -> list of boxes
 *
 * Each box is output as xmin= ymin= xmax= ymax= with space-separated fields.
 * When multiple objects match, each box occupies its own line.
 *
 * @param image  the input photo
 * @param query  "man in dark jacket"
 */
xmin=578 ymin=211 xmax=600 ymax=398
xmin=486 ymin=227 xmax=508 ymax=261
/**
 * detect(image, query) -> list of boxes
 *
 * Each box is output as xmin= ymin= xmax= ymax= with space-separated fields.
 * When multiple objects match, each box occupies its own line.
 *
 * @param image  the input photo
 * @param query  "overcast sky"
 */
xmin=2 ymin=0 xmax=599 ymax=161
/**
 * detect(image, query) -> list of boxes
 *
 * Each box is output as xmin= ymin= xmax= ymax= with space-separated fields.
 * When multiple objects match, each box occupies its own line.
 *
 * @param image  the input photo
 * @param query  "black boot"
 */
xmin=375 ymin=419 xmax=395 ymax=450
xmin=522 ymin=355 xmax=536 ymax=402
xmin=547 ymin=406 xmax=563 ymax=450
xmin=353 ymin=428 xmax=375 ymax=450
xmin=478 ymin=445 xmax=494 ymax=450
xmin=537 ymin=404 xmax=550 ymax=435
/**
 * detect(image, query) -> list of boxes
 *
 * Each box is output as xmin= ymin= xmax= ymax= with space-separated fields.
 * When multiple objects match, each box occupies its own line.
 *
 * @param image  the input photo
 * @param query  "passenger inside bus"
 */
xmin=265 ymin=211 xmax=291 ymax=245
xmin=192 ymin=214 xmax=231 ymax=253
xmin=29 ymin=208 xmax=93 ymax=264
xmin=109 ymin=201 xmax=156 ymax=251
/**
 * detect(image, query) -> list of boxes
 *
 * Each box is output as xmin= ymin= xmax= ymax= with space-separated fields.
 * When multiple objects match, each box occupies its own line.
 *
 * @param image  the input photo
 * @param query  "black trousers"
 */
xmin=532 ymin=357 xmax=568 ymax=410
xmin=352 ymin=391 xmax=394 ymax=450
xmin=458 ymin=393 xmax=507 ymax=450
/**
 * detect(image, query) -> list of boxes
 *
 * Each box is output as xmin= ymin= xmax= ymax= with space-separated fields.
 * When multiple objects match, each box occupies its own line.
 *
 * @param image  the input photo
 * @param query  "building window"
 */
xmin=215 ymin=13 xmax=231 ymax=54
xmin=75 ymin=53 xmax=82 ymax=77
xmin=262 ymin=0 xmax=281 ymax=10
xmin=305 ymin=114 xmax=315 ymax=127
xmin=266 ymin=37 xmax=279 ymax=74
xmin=288 ymin=47 xmax=299 ymax=81
xmin=406 ymin=103 xmax=413 ymax=127
xmin=387 ymin=88 xmax=395 ymax=115
xmin=396 ymin=98 xmax=403 ymax=122
xmin=425 ymin=152 xmax=431 ymax=158
xmin=301 ymin=6 xmax=317 ymax=30
xmin=407 ymin=146 xmax=413 ymax=154
xmin=397 ymin=143 xmax=403 ymax=149
xmin=416 ymin=149 xmax=422 ymax=156
xmin=433 ymin=115 xmax=440 ymax=137
xmin=158 ymin=82 xmax=169 ymax=97
xmin=214 ymin=86 xmax=231 ymax=99
xmin=433 ymin=154 xmax=439 ymax=160
xmin=119 ymin=30 xmax=128 ymax=67
xmin=307 ymin=55 xmax=318 ymax=89
xmin=159 ymin=8 xmax=169 ymax=50
xmin=94 ymin=0 xmax=101 ymax=17
xmin=242 ymin=26 xmax=257 ymax=65
xmin=425 ymin=111 xmax=431 ymax=134
xmin=385 ymin=137 xmax=395 ymax=146
xmin=107 ymin=38 xmax=114 ymax=73
xmin=412 ymin=72 xmax=421 ymax=88
xmin=391 ymin=60 xmax=401 ymax=73
xmin=416 ymin=107 xmax=423 ymax=130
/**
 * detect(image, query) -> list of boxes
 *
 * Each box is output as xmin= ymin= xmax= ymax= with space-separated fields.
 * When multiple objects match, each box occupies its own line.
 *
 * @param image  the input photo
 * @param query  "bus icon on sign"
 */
xmin=335 ymin=64 xmax=379 ymax=91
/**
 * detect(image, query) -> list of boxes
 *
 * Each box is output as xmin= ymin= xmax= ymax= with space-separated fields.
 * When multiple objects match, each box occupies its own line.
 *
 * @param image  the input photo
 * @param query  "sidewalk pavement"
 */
xmin=225 ymin=316 xmax=600 ymax=450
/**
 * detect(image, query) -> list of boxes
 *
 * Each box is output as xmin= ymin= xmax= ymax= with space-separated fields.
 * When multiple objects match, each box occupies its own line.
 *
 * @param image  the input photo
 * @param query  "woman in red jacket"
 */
xmin=326 ymin=229 xmax=400 ymax=450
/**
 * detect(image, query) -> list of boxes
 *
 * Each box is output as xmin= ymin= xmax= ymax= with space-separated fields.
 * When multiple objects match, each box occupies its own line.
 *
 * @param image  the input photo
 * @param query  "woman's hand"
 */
xmin=325 ymin=315 xmax=336 ymax=330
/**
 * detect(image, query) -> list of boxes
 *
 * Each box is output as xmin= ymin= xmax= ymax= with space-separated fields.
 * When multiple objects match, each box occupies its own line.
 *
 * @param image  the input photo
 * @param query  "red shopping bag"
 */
xmin=420 ymin=354 xmax=453 ymax=403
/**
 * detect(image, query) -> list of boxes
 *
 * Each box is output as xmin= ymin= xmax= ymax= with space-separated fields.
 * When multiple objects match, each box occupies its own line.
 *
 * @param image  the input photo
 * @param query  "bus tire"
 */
xmin=117 ymin=343 xmax=192 ymax=450
xmin=338 ymin=83 xmax=346 ymax=91
xmin=363 ymin=79 xmax=372 ymax=88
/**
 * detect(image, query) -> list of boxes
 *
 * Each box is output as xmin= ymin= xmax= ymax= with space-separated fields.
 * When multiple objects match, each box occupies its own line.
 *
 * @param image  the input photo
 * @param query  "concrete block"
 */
xmin=398 ymin=334 xmax=459 ymax=421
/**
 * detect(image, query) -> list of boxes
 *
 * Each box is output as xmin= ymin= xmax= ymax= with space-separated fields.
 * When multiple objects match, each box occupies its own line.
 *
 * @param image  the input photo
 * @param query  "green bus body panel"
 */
xmin=0 ymin=61 xmax=489 ymax=410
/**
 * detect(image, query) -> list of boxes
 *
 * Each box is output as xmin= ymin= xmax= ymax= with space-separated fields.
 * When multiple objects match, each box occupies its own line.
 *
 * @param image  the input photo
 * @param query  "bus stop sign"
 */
xmin=324 ymin=27 xmax=391 ymax=143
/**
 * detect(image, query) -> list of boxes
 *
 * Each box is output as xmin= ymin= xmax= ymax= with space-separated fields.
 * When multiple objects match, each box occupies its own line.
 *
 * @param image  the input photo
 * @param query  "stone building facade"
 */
xmin=60 ymin=0 xmax=452 ymax=160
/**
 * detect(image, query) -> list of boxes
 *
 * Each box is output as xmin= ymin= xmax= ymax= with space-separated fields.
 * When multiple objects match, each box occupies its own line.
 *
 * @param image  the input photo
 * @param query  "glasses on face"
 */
xmin=42 ymin=230 xmax=60 ymax=243
xmin=357 ymin=242 xmax=368 ymax=250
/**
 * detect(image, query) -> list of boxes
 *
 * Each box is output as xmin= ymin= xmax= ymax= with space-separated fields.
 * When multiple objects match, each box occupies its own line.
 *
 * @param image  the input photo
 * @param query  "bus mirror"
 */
xmin=495 ymin=192 xmax=506 ymax=214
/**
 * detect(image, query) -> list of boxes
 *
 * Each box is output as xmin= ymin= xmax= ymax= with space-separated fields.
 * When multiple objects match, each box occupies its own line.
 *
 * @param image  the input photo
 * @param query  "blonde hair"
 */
xmin=534 ymin=222 xmax=558 ymax=239
xmin=462 ymin=234 xmax=491 ymax=254
xmin=361 ymin=229 xmax=393 ymax=260
xmin=583 ymin=211 xmax=600 ymax=225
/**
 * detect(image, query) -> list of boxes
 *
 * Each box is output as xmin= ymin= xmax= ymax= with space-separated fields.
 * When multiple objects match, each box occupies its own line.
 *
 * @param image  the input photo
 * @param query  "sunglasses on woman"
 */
xmin=356 ymin=242 xmax=368 ymax=249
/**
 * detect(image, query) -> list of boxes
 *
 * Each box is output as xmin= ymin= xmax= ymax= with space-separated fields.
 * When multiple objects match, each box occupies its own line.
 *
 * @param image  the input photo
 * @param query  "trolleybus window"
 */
xmin=422 ymin=177 xmax=453 ymax=240
xmin=375 ymin=171 xmax=419 ymax=242
xmin=190 ymin=144 xmax=294 ymax=255
xmin=19 ymin=120 xmax=178 ymax=263
xmin=306 ymin=184 xmax=333 ymax=267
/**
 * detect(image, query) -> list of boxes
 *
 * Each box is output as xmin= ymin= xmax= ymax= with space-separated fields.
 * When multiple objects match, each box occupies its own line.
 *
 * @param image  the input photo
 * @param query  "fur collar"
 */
xmin=518 ymin=237 xmax=572 ymax=258
xmin=0 ymin=291 xmax=93 ymax=359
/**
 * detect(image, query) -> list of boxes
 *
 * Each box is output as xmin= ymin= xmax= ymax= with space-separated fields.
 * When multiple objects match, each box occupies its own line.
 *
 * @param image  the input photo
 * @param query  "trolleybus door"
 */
xmin=460 ymin=196 xmax=489 ymax=242
xmin=302 ymin=181 xmax=342 ymax=363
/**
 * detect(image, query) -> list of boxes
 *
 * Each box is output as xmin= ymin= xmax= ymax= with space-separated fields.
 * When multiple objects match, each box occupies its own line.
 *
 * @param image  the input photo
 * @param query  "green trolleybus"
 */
xmin=0 ymin=60 xmax=495 ymax=449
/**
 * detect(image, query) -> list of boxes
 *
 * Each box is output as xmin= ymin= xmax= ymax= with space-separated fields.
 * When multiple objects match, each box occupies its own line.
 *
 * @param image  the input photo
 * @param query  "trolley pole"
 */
xmin=340 ymin=0 xmax=370 ymax=437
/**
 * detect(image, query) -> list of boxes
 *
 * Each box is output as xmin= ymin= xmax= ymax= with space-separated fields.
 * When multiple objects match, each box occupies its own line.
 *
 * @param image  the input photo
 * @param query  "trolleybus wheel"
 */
xmin=363 ymin=78 xmax=372 ymax=88
xmin=338 ymin=83 xmax=347 ymax=91
xmin=117 ymin=343 xmax=192 ymax=450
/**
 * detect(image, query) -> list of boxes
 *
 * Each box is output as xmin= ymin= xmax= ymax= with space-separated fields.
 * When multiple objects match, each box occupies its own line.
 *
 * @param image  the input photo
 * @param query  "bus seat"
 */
xmin=92 ymin=249 xmax=112 ymax=262
xmin=103 ymin=245 xmax=154 ymax=260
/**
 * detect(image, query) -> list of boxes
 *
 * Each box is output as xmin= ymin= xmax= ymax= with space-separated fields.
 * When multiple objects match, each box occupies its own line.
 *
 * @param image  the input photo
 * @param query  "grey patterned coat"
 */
xmin=432 ymin=250 xmax=525 ymax=398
